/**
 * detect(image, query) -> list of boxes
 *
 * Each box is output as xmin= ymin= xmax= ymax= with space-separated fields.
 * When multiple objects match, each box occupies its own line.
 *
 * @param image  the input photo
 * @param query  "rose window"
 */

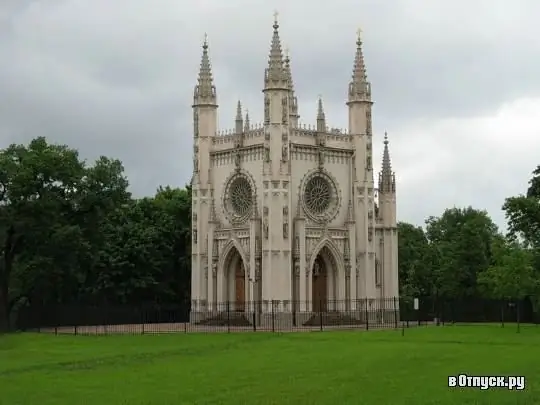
xmin=304 ymin=176 xmax=331 ymax=215
xmin=229 ymin=176 xmax=253 ymax=217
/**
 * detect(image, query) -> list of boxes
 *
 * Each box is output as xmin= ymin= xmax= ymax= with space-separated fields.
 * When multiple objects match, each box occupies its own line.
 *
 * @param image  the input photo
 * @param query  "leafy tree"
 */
xmin=397 ymin=222 xmax=433 ymax=298
xmin=478 ymin=238 xmax=536 ymax=301
xmin=503 ymin=165 xmax=540 ymax=311
xmin=425 ymin=207 xmax=499 ymax=299
xmin=0 ymin=138 xmax=86 ymax=330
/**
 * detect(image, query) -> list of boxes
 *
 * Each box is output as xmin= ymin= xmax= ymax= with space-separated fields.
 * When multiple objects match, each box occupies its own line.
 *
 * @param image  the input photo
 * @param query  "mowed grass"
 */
xmin=1 ymin=325 xmax=539 ymax=405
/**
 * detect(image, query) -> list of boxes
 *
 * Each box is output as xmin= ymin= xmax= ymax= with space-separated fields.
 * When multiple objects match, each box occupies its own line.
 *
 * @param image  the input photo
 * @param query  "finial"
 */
xmin=203 ymin=32 xmax=208 ymax=49
xmin=384 ymin=131 xmax=388 ymax=144
xmin=284 ymin=46 xmax=289 ymax=60
xmin=273 ymin=10 xmax=279 ymax=27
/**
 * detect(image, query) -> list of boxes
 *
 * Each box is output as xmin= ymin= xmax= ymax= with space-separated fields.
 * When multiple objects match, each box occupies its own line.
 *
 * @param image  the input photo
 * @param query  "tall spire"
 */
xmin=382 ymin=132 xmax=391 ymax=173
xmin=316 ymin=96 xmax=326 ymax=132
xmin=284 ymin=47 xmax=294 ymax=93
xmin=347 ymin=28 xmax=371 ymax=104
xmin=379 ymin=132 xmax=395 ymax=193
xmin=244 ymin=110 xmax=250 ymax=132
xmin=235 ymin=100 xmax=243 ymax=134
xmin=264 ymin=12 xmax=287 ymax=90
xmin=193 ymin=33 xmax=217 ymax=106
xmin=284 ymin=46 xmax=299 ymax=125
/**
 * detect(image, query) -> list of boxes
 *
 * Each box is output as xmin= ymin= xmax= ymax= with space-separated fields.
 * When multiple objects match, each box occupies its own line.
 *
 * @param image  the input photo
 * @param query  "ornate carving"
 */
xmin=283 ymin=222 xmax=288 ymax=239
xmin=204 ymin=264 xmax=208 ymax=279
xmin=193 ymin=213 xmax=197 ymax=221
xmin=234 ymin=150 xmax=241 ymax=168
xmin=345 ymin=263 xmax=351 ymax=279
xmin=294 ymin=260 xmax=300 ymax=277
xmin=264 ymin=96 xmax=270 ymax=124
xmin=264 ymin=144 xmax=270 ymax=162
xmin=282 ymin=95 xmax=288 ymax=124
xmin=318 ymin=147 xmax=325 ymax=168
xmin=193 ymin=147 xmax=199 ymax=173
xmin=193 ymin=109 xmax=199 ymax=138
xmin=366 ymin=155 xmax=372 ymax=170
xmin=263 ymin=206 xmax=269 ymax=216
xmin=212 ymin=262 xmax=217 ymax=276
xmin=313 ymin=260 xmax=321 ymax=276
xmin=282 ymin=143 xmax=288 ymax=161
xmin=193 ymin=229 xmax=197 ymax=243
xmin=263 ymin=218 xmax=269 ymax=239
xmin=265 ymin=127 xmax=270 ymax=141
xmin=255 ymin=260 xmax=261 ymax=280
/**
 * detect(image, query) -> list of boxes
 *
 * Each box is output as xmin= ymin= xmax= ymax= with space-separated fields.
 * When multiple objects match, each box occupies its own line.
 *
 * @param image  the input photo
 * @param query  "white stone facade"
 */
xmin=190 ymin=18 xmax=398 ymax=325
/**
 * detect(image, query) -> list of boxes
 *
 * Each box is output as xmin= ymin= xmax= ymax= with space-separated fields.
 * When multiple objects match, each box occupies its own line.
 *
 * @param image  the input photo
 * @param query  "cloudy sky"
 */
xmin=1 ymin=0 xmax=539 ymax=229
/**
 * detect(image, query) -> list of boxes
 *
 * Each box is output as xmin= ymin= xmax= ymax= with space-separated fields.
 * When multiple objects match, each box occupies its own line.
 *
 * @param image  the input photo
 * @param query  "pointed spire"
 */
xmin=235 ymin=100 xmax=243 ymax=134
xmin=347 ymin=28 xmax=371 ymax=104
xmin=382 ymin=131 xmax=391 ymax=173
xmin=379 ymin=131 xmax=395 ymax=193
xmin=244 ymin=110 xmax=250 ymax=132
xmin=284 ymin=46 xmax=299 ymax=125
xmin=317 ymin=96 xmax=325 ymax=120
xmin=193 ymin=33 xmax=217 ymax=106
xmin=264 ymin=12 xmax=287 ymax=90
xmin=284 ymin=47 xmax=294 ymax=92
xmin=236 ymin=100 xmax=242 ymax=121
xmin=316 ymin=95 xmax=326 ymax=132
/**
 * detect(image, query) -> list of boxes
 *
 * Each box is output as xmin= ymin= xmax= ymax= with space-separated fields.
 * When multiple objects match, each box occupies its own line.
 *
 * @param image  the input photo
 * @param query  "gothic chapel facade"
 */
xmin=191 ymin=16 xmax=398 ymax=325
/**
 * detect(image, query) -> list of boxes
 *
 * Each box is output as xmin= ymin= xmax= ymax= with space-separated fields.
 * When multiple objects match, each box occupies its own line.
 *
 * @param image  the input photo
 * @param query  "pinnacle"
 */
xmin=317 ymin=96 xmax=325 ymax=120
xmin=382 ymin=131 xmax=392 ymax=174
xmin=244 ymin=110 xmax=250 ymax=131
xmin=236 ymin=100 xmax=242 ymax=121
xmin=265 ymin=12 xmax=286 ymax=87
xmin=194 ymin=33 xmax=216 ymax=104
xmin=284 ymin=46 xmax=294 ymax=92
xmin=348 ymin=28 xmax=371 ymax=102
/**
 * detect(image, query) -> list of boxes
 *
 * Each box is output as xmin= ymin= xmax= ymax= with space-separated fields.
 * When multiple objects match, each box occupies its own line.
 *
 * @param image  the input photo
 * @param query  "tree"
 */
xmin=0 ymin=138 xmax=86 ymax=331
xmin=397 ymin=222 xmax=433 ymax=298
xmin=425 ymin=207 xmax=499 ymax=299
xmin=478 ymin=238 xmax=536 ymax=301
xmin=503 ymin=165 xmax=540 ymax=311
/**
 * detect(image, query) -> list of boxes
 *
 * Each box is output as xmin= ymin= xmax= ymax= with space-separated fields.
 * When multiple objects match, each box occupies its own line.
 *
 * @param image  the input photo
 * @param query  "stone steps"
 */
xmin=196 ymin=312 xmax=252 ymax=326
xmin=303 ymin=312 xmax=364 ymax=327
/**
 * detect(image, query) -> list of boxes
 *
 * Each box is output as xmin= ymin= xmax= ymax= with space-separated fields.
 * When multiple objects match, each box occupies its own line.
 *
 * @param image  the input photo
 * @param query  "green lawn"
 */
xmin=0 ymin=325 xmax=538 ymax=404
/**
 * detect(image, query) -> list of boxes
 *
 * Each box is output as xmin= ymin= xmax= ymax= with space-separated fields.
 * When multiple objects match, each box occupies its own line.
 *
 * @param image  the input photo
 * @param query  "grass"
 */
xmin=0 ymin=325 xmax=539 ymax=404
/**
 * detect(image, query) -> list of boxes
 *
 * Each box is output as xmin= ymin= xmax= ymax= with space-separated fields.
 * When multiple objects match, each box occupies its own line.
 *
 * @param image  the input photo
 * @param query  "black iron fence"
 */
xmin=11 ymin=296 xmax=537 ymax=335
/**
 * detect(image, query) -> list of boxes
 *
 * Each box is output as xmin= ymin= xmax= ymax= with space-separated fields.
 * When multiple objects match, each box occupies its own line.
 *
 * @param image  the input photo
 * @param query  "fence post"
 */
xmin=319 ymin=300 xmax=323 ymax=331
xmin=271 ymin=300 xmax=275 ymax=333
xmin=365 ymin=298 xmax=369 ymax=331
xmin=253 ymin=308 xmax=256 ymax=332
xmin=394 ymin=297 xmax=398 ymax=329
xmin=227 ymin=301 xmax=230 ymax=333
xmin=500 ymin=300 xmax=505 ymax=328
xmin=517 ymin=300 xmax=521 ymax=334
xmin=141 ymin=305 xmax=145 ymax=335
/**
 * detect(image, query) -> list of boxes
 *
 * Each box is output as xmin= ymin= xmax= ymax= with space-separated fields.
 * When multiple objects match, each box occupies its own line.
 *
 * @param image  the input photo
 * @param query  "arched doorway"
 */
xmin=223 ymin=246 xmax=246 ymax=312
xmin=312 ymin=254 xmax=327 ymax=312
xmin=235 ymin=262 xmax=245 ymax=312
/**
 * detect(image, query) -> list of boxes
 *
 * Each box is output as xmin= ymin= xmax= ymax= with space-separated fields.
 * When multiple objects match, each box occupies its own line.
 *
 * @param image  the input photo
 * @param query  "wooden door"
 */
xmin=235 ymin=265 xmax=245 ymax=312
xmin=312 ymin=258 xmax=327 ymax=312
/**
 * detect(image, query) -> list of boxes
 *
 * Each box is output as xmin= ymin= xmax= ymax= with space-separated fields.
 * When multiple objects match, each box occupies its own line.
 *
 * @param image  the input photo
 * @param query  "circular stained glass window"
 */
xmin=229 ymin=176 xmax=253 ymax=217
xmin=304 ymin=176 xmax=331 ymax=215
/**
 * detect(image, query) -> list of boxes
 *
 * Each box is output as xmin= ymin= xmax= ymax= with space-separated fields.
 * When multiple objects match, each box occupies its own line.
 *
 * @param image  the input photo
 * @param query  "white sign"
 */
xmin=413 ymin=298 xmax=419 ymax=310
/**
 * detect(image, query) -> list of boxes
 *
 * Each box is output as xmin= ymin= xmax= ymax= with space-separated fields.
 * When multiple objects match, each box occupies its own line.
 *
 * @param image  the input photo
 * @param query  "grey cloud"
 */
xmin=0 ymin=0 xmax=538 ymax=226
